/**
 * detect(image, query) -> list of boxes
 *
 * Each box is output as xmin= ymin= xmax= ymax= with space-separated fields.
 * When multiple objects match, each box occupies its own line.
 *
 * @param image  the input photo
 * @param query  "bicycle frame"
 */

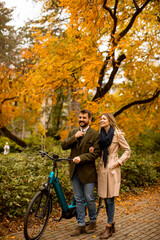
xmin=40 ymin=151 xmax=77 ymax=221
xmin=48 ymin=171 xmax=80 ymax=221
xmin=49 ymin=171 xmax=69 ymax=212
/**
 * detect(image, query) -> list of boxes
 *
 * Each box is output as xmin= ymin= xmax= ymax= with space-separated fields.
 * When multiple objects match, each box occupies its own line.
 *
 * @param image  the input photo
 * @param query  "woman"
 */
xmin=98 ymin=113 xmax=131 ymax=239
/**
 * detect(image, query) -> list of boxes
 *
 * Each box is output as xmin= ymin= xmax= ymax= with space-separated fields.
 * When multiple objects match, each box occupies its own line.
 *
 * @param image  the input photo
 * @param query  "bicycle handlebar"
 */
xmin=39 ymin=150 xmax=72 ymax=162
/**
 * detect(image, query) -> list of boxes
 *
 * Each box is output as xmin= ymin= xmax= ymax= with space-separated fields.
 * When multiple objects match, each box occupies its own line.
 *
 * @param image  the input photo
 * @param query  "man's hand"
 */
xmin=75 ymin=131 xmax=85 ymax=138
xmin=73 ymin=156 xmax=81 ymax=164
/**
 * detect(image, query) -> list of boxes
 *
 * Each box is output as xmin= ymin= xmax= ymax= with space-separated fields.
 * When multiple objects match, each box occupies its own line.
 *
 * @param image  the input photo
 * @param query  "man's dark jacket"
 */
xmin=61 ymin=127 xmax=101 ymax=184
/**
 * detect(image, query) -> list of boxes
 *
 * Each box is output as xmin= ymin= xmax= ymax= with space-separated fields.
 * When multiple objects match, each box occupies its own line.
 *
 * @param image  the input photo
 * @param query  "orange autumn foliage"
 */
xmin=1 ymin=0 xmax=159 ymax=145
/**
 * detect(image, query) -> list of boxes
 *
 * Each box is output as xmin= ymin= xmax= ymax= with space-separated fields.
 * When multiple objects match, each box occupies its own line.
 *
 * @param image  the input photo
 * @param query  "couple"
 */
xmin=61 ymin=109 xmax=131 ymax=239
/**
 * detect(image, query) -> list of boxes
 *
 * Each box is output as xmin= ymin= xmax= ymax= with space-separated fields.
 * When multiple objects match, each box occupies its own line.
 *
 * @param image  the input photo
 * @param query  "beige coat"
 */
xmin=98 ymin=129 xmax=131 ymax=198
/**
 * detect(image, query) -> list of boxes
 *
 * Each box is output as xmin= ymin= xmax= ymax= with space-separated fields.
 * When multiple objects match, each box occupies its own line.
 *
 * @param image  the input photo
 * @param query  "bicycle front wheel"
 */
xmin=24 ymin=191 xmax=51 ymax=240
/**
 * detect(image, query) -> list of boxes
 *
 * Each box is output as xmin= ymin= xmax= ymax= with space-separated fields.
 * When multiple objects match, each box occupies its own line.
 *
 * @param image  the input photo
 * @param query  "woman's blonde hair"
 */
xmin=101 ymin=113 xmax=119 ymax=130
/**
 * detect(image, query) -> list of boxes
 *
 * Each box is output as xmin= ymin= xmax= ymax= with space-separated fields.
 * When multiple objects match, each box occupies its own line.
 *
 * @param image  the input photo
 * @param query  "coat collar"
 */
xmin=80 ymin=125 xmax=89 ymax=134
xmin=78 ymin=127 xmax=92 ymax=149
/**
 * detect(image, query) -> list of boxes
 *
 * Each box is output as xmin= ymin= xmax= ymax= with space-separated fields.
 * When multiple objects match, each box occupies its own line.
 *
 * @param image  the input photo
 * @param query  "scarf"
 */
xmin=99 ymin=126 xmax=114 ymax=168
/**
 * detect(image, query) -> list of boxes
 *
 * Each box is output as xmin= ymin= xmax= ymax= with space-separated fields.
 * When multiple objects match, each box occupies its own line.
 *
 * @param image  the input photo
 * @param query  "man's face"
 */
xmin=79 ymin=113 xmax=91 ymax=129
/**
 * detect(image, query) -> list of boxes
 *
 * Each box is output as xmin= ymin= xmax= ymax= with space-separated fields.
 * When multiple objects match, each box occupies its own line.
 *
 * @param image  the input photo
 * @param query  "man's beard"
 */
xmin=79 ymin=121 xmax=89 ymax=128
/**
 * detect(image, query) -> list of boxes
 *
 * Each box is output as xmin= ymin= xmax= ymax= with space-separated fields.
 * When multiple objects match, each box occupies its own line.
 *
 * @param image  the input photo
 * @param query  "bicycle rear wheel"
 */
xmin=96 ymin=197 xmax=102 ymax=216
xmin=24 ymin=191 xmax=51 ymax=240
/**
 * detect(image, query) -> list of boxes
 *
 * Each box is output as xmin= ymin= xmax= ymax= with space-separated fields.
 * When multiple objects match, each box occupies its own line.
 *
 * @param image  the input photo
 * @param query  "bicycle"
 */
xmin=24 ymin=150 xmax=102 ymax=240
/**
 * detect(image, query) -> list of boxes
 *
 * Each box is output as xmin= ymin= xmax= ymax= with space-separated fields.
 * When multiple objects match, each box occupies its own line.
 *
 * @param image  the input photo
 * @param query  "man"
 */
xmin=61 ymin=109 xmax=101 ymax=236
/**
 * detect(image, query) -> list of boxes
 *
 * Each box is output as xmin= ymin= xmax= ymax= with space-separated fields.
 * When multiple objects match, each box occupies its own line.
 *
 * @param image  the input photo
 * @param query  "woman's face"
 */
xmin=100 ymin=115 xmax=110 ymax=128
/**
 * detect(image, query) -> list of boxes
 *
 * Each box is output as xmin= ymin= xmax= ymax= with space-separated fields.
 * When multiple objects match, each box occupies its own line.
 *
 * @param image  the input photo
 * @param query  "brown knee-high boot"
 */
xmin=101 ymin=222 xmax=115 ymax=235
xmin=100 ymin=225 xmax=112 ymax=239
xmin=112 ymin=222 xmax=115 ymax=233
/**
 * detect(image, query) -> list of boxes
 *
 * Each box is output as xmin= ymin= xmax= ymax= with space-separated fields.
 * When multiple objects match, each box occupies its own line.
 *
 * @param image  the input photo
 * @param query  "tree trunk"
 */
xmin=0 ymin=126 xmax=27 ymax=148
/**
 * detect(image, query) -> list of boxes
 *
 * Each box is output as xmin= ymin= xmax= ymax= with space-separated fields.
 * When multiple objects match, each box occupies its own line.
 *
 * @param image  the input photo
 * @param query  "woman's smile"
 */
xmin=100 ymin=115 xmax=110 ymax=128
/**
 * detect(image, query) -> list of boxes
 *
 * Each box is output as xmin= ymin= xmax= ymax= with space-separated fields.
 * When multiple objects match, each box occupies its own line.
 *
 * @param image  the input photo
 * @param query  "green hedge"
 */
xmin=0 ymin=146 xmax=159 ymax=218
xmin=0 ymin=149 xmax=72 ymax=218
xmin=0 ymin=135 xmax=60 ymax=153
xmin=121 ymin=149 xmax=160 ymax=193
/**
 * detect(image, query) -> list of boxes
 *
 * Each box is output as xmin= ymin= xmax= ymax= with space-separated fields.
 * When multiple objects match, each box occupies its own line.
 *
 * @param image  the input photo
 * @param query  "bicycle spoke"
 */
xmin=24 ymin=191 xmax=51 ymax=240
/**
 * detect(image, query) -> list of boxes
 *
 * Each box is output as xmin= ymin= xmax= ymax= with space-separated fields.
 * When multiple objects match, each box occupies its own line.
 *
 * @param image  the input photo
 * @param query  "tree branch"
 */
xmin=103 ymin=0 xmax=118 ymax=36
xmin=92 ymin=53 xmax=126 ymax=101
xmin=1 ymin=97 xmax=18 ymax=105
xmin=98 ymin=54 xmax=111 ymax=87
xmin=96 ymin=0 xmax=119 ymax=101
xmin=102 ymin=54 xmax=126 ymax=94
xmin=93 ymin=0 xmax=152 ymax=104
xmin=117 ymin=0 xmax=151 ymax=42
xmin=114 ymin=89 xmax=160 ymax=117
xmin=114 ymin=0 xmax=119 ymax=15
xmin=103 ymin=0 xmax=114 ymax=19
xmin=0 ymin=126 xmax=27 ymax=147
xmin=133 ymin=0 xmax=139 ymax=10
xmin=112 ymin=0 xmax=118 ymax=35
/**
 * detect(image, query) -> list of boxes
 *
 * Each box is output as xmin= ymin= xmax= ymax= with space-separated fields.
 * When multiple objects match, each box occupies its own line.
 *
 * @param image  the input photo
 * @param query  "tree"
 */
xmin=0 ymin=2 xmax=44 ymax=147
xmin=0 ymin=2 xmax=20 ymax=66
xmin=57 ymin=0 xmax=160 ymax=103
xmin=0 ymin=65 xmax=27 ymax=147
xmin=20 ymin=0 xmax=160 ymax=142
xmin=0 ymin=2 xmax=27 ymax=146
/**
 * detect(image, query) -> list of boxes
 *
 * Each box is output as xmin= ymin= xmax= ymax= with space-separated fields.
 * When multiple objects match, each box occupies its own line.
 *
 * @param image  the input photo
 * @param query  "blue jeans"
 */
xmin=104 ymin=197 xmax=115 ymax=224
xmin=71 ymin=170 xmax=97 ymax=226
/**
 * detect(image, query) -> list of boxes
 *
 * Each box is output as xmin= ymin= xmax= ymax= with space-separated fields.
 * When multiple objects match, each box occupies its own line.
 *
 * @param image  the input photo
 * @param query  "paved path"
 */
xmin=1 ymin=186 xmax=160 ymax=240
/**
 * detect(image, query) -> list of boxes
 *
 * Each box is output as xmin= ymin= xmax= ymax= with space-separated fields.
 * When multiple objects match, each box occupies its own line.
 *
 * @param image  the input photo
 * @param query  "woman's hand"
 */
xmin=89 ymin=146 xmax=94 ymax=153
xmin=110 ymin=162 xmax=120 ymax=170
xmin=114 ymin=162 xmax=120 ymax=168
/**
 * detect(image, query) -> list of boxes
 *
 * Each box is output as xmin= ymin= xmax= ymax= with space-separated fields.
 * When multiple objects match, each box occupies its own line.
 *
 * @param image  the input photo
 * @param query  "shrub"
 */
xmin=121 ymin=149 xmax=160 ymax=193
xmin=0 ymin=148 xmax=72 ymax=218
xmin=136 ymin=130 xmax=160 ymax=153
xmin=0 ymin=141 xmax=159 ymax=218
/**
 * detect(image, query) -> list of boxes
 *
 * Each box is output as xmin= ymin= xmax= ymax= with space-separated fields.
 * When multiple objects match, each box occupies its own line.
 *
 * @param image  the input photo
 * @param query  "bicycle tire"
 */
xmin=24 ymin=191 xmax=51 ymax=240
xmin=96 ymin=197 xmax=102 ymax=216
